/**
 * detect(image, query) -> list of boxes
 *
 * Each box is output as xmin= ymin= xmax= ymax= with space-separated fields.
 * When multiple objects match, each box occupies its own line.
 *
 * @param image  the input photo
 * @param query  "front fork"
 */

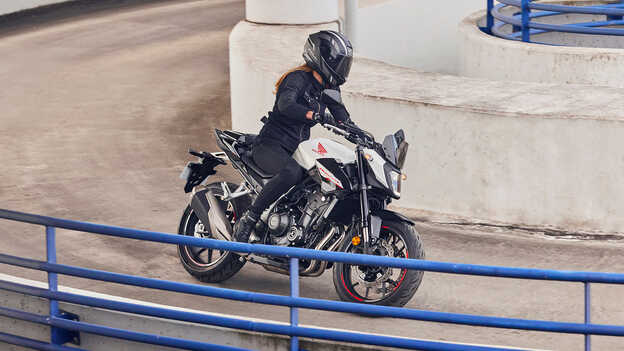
xmin=356 ymin=146 xmax=373 ymax=254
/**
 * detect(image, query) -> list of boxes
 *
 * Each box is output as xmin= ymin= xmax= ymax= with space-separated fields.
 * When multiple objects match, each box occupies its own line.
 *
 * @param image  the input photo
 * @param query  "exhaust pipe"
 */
xmin=190 ymin=188 xmax=233 ymax=241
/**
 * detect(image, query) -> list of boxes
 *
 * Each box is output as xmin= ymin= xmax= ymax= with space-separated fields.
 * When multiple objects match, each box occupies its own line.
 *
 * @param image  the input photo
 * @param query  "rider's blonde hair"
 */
xmin=274 ymin=64 xmax=313 ymax=94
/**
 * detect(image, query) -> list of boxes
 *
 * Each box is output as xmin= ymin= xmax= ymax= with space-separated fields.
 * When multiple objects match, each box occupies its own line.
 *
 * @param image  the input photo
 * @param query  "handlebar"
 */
xmin=325 ymin=124 xmax=349 ymax=137
xmin=323 ymin=122 xmax=378 ymax=149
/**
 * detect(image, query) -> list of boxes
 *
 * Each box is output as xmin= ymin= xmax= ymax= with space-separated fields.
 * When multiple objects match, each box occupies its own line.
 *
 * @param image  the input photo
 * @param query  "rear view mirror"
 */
xmin=321 ymin=89 xmax=343 ymax=106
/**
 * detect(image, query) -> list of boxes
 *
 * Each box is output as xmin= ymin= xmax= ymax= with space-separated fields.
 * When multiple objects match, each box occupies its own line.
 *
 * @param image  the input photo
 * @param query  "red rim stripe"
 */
xmin=340 ymin=272 xmax=364 ymax=302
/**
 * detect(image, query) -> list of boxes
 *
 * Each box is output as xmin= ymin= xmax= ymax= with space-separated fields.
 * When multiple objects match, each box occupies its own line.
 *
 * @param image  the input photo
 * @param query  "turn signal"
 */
xmin=351 ymin=236 xmax=361 ymax=246
xmin=364 ymin=154 xmax=372 ymax=160
xmin=401 ymin=173 xmax=407 ymax=181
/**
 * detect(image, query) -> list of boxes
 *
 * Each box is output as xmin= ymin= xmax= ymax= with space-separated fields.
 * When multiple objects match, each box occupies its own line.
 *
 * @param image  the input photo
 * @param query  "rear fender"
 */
xmin=189 ymin=187 xmax=233 ymax=241
xmin=183 ymin=153 xmax=226 ymax=193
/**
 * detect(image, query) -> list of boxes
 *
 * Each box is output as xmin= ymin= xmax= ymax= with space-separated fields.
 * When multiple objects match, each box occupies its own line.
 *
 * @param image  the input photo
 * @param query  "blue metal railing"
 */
xmin=1 ymin=209 xmax=624 ymax=351
xmin=484 ymin=0 xmax=624 ymax=43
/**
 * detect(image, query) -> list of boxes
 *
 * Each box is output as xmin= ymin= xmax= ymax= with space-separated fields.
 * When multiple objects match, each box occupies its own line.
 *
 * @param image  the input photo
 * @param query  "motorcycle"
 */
xmin=177 ymin=90 xmax=424 ymax=307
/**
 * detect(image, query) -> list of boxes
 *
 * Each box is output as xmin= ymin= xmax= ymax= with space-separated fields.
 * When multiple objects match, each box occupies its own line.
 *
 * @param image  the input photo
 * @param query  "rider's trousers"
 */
xmin=248 ymin=140 xmax=305 ymax=214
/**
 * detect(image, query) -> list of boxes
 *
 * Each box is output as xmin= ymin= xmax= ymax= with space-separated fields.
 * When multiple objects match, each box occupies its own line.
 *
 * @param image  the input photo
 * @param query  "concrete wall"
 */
xmin=0 ymin=274 xmax=399 ymax=351
xmin=0 ymin=1 xmax=69 ymax=16
xmin=353 ymin=0 xmax=484 ymax=74
xmin=230 ymin=20 xmax=624 ymax=235
xmin=246 ymin=0 xmax=338 ymax=24
xmin=459 ymin=11 xmax=624 ymax=88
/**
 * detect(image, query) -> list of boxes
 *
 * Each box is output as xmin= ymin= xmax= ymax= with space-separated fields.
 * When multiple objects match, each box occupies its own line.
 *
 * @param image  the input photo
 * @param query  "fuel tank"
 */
xmin=293 ymin=138 xmax=355 ymax=170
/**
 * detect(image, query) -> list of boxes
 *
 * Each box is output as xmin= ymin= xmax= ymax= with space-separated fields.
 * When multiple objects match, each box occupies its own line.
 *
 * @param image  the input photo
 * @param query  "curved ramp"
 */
xmin=1 ymin=2 xmax=624 ymax=351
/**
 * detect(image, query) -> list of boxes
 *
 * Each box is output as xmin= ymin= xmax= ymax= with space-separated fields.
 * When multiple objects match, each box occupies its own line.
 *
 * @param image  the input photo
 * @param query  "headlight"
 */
xmin=390 ymin=170 xmax=401 ymax=197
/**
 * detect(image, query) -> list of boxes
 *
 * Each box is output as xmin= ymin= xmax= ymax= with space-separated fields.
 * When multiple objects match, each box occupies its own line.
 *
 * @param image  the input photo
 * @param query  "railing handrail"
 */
xmin=1 ymin=208 xmax=622 ymax=351
xmin=0 ymin=276 xmax=517 ymax=351
xmin=2 ymin=252 xmax=623 ymax=337
xmin=485 ymin=0 xmax=624 ymax=43
xmin=1 ymin=208 xmax=622 ymax=283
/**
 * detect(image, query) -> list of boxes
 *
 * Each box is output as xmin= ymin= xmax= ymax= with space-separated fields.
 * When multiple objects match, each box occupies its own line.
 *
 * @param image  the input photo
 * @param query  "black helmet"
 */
xmin=303 ymin=30 xmax=353 ymax=88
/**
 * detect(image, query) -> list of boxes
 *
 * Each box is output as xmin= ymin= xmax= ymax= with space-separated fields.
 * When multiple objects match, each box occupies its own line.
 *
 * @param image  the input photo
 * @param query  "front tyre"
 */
xmin=332 ymin=220 xmax=425 ymax=307
xmin=177 ymin=182 xmax=250 ymax=283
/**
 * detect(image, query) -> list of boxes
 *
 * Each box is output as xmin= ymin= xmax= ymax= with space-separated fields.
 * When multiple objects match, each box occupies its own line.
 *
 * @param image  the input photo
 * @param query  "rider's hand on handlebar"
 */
xmin=314 ymin=111 xmax=336 ymax=126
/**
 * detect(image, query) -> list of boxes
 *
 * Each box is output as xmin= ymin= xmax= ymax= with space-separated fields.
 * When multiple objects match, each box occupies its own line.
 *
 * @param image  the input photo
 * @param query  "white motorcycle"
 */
xmin=177 ymin=90 xmax=424 ymax=307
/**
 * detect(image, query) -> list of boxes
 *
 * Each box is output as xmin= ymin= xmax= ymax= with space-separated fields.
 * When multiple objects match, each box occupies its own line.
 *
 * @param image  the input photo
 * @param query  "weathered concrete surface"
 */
xmin=1 ymin=2 xmax=624 ymax=351
xmin=1 ymin=274 xmax=414 ymax=351
xmin=231 ymin=19 xmax=624 ymax=236
xmin=459 ymin=10 xmax=624 ymax=87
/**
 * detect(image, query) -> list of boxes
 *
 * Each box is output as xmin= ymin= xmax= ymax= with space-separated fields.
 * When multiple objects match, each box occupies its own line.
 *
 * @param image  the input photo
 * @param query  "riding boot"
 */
xmin=233 ymin=210 xmax=260 ymax=243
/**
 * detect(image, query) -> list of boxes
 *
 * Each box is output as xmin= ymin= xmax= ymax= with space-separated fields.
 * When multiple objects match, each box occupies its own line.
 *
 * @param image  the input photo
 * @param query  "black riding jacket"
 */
xmin=257 ymin=70 xmax=351 ymax=154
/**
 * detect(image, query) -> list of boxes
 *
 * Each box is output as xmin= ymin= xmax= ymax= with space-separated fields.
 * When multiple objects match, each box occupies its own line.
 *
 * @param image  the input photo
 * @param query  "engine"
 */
xmin=266 ymin=191 xmax=336 ymax=246
xmin=267 ymin=211 xmax=294 ymax=237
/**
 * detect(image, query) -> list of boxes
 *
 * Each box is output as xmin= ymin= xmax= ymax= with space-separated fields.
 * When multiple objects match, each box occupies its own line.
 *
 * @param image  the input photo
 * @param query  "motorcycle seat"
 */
xmin=234 ymin=134 xmax=275 ymax=181
xmin=241 ymin=151 xmax=274 ymax=179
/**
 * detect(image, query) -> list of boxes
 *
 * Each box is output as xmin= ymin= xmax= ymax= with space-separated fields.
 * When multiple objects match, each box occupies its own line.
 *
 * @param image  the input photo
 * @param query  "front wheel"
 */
xmin=332 ymin=220 xmax=425 ymax=307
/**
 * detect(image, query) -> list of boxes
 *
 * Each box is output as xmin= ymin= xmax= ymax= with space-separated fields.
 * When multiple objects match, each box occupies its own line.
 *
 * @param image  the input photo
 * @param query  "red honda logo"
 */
xmin=313 ymin=143 xmax=327 ymax=155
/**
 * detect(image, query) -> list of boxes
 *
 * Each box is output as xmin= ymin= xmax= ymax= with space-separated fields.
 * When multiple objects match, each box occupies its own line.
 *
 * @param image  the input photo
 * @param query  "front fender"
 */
xmin=371 ymin=209 xmax=415 ymax=226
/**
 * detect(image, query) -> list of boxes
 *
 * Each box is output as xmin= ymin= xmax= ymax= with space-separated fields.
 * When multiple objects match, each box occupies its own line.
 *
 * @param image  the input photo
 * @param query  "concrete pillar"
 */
xmin=245 ymin=0 xmax=339 ymax=25
xmin=344 ymin=0 xmax=359 ymax=49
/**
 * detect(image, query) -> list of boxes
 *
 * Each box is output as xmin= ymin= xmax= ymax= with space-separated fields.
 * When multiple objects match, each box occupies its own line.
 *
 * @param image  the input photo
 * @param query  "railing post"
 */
xmin=46 ymin=226 xmax=80 ymax=346
xmin=46 ymin=226 xmax=61 ymax=344
xmin=289 ymin=258 xmax=299 ymax=351
xmin=585 ymin=282 xmax=591 ymax=351
xmin=521 ymin=0 xmax=530 ymax=42
xmin=486 ymin=0 xmax=494 ymax=34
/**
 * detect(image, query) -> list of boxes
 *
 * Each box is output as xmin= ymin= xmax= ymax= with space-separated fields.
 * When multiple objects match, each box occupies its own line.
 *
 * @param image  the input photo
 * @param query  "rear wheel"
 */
xmin=177 ymin=182 xmax=251 ymax=283
xmin=332 ymin=220 xmax=425 ymax=307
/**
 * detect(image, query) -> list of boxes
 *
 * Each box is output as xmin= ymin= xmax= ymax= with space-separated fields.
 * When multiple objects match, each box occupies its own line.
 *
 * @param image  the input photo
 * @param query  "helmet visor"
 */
xmin=331 ymin=53 xmax=353 ymax=82
xmin=320 ymin=33 xmax=353 ymax=84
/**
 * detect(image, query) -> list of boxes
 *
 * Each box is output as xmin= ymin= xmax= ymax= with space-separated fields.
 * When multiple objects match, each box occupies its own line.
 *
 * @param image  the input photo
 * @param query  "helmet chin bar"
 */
xmin=319 ymin=60 xmax=344 ymax=88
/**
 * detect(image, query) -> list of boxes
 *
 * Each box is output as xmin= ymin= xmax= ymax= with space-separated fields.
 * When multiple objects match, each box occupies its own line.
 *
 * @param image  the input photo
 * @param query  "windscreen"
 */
xmin=382 ymin=134 xmax=398 ymax=166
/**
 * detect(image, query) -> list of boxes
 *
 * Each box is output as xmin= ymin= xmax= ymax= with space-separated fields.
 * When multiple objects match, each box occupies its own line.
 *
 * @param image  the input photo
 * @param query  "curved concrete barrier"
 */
xmin=2 ymin=273 xmax=527 ymax=351
xmin=0 ymin=1 xmax=69 ymax=16
xmin=459 ymin=10 xmax=624 ymax=88
xmin=230 ymin=20 xmax=624 ymax=235
xmin=0 ymin=274 xmax=408 ymax=351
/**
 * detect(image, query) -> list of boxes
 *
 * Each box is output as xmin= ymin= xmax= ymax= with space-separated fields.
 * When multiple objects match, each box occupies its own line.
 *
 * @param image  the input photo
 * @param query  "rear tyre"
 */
xmin=177 ymin=182 xmax=251 ymax=283
xmin=332 ymin=220 xmax=425 ymax=307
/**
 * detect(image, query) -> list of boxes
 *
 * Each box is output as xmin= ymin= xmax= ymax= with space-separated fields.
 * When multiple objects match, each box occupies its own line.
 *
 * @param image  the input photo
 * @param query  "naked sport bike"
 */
xmin=177 ymin=90 xmax=424 ymax=307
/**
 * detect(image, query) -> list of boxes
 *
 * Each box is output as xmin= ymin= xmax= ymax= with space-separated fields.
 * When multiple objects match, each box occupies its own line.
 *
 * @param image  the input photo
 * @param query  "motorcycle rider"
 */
xmin=233 ymin=30 xmax=355 ymax=243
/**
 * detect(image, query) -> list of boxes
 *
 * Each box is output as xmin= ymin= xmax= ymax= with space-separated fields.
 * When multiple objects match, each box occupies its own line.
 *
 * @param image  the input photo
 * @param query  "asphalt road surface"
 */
xmin=1 ymin=1 xmax=623 ymax=350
